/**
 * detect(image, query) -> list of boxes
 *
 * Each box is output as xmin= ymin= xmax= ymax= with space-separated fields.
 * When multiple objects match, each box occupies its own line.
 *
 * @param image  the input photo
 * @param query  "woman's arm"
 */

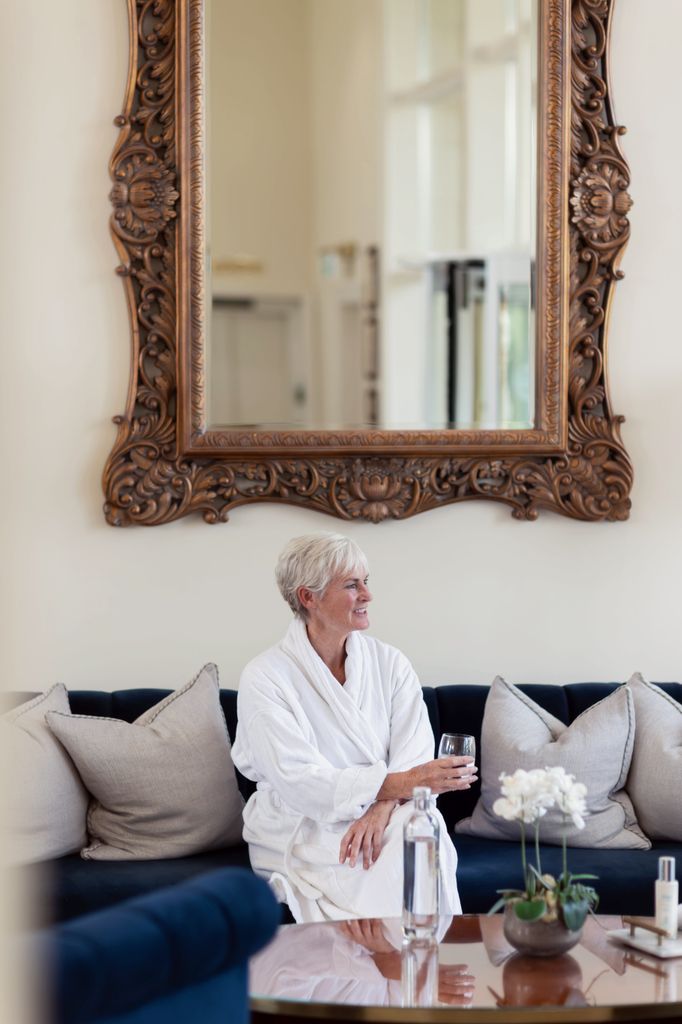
xmin=376 ymin=756 xmax=477 ymax=801
xmin=337 ymin=753 xmax=478 ymax=869
xmin=381 ymin=650 xmax=478 ymax=800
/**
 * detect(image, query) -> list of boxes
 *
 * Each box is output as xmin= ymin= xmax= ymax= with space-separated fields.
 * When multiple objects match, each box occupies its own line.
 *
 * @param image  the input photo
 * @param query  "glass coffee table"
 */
xmin=250 ymin=915 xmax=682 ymax=1023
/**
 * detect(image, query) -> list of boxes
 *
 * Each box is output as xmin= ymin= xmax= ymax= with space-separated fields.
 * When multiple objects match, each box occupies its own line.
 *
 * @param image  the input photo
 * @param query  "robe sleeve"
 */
xmin=385 ymin=650 xmax=435 ymax=773
xmin=233 ymin=681 xmax=387 ymax=824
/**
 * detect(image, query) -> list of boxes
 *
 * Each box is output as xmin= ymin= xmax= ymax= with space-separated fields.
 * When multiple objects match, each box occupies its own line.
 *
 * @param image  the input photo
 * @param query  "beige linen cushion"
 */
xmin=45 ymin=664 xmax=244 ymax=860
xmin=1 ymin=684 xmax=89 ymax=863
xmin=626 ymin=673 xmax=682 ymax=841
xmin=455 ymin=676 xmax=650 ymax=849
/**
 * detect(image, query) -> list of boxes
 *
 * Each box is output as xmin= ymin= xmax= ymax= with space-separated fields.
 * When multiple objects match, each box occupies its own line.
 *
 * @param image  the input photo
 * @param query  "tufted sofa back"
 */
xmin=425 ymin=682 xmax=682 ymax=825
xmin=59 ymin=681 xmax=682 ymax=830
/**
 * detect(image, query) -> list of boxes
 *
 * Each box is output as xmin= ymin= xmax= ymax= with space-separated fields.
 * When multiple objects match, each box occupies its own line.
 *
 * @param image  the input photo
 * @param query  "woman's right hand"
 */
xmin=377 ymin=757 xmax=477 ymax=801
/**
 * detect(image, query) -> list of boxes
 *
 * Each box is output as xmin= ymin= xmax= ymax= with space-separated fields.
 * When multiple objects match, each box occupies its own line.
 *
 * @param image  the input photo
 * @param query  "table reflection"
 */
xmin=250 ymin=914 xmax=682 ymax=1014
xmin=490 ymin=953 xmax=587 ymax=1008
xmin=250 ymin=915 xmax=468 ymax=1009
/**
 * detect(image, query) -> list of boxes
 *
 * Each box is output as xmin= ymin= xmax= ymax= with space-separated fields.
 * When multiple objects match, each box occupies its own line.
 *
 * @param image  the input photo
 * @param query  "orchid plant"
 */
xmin=489 ymin=766 xmax=599 ymax=931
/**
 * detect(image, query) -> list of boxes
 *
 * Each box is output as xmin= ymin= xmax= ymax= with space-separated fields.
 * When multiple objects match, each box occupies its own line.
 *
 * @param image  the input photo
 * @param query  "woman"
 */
xmin=231 ymin=533 xmax=477 ymax=922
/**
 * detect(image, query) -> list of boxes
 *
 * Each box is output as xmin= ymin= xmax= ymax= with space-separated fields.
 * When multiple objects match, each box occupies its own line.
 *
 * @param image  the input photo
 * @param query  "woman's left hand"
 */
xmin=339 ymin=799 xmax=397 ymax=869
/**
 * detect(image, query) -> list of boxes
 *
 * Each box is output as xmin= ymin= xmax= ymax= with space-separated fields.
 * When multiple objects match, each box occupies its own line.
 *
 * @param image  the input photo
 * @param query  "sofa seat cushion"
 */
xmin=453 ymin=834 xmax=679 ymax=916
xmin=29 ymin=846 xmax=253 ymax=924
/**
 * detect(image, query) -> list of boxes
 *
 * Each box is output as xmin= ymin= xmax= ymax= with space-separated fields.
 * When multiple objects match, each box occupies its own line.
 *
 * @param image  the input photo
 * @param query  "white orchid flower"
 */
xmin=541 ymin=766 xmax=587 ymax=829
xmin=490 ymin=767 xmax=597 ymax=928
xmin=493 ymin=767 xmax=588 ymax=830
xmin=496 ymin=769 xmax=555 ymax=823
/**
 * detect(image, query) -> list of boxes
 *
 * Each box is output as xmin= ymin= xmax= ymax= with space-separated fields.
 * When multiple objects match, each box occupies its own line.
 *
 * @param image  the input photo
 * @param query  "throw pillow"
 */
xmin=1 ymin=684 xmax=89 ymax=862
xmin=455 ymin=676 xmax=650 ymax=849
xmin=626 ymin=672 xmax=682 ymax=841
xmin=46 ymin=664 xmax=244 ymax=860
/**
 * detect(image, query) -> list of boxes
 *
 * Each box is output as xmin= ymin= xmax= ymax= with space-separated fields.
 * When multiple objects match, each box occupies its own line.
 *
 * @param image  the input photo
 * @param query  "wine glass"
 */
xmin=438 ymin=733 xmax=476 ymax=761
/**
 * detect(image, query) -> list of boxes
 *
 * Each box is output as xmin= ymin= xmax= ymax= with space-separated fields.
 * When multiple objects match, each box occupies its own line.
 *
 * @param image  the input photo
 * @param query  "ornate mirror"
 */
xmin=105 ymin=0 xmax=632 ymax=525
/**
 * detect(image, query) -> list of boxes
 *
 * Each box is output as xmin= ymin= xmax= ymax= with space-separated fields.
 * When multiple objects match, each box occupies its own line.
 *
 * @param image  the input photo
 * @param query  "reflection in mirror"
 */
xmin=206 ymin=0 xmax=537 ymax=431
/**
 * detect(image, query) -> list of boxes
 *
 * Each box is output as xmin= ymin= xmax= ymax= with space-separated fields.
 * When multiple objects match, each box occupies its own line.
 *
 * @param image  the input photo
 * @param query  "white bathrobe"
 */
xmin=232 ymin=618 xmax=461 ymax=922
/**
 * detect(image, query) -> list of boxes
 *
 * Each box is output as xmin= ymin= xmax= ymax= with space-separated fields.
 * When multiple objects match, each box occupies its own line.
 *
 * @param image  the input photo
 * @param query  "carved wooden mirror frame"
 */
xmin=104 ymin=0 xmax=632 ymax=526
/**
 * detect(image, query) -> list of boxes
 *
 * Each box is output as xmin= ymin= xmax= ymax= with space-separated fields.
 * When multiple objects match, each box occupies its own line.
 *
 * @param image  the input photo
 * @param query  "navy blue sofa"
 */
xmin=40 ymin=867 xmax=280 ymax=1024
xmin=21 ymin=680 xmax=681 ymax=925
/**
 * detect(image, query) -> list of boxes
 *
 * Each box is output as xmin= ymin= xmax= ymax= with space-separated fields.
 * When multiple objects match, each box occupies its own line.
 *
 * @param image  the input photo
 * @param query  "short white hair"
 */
xmin=275 ymin=533 xmax=369 ymax=620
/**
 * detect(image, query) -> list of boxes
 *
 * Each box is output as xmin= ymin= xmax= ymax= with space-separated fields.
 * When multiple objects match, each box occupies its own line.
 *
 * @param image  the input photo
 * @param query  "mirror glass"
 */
xmin=206 ymin=0 xmax=537 ymax=431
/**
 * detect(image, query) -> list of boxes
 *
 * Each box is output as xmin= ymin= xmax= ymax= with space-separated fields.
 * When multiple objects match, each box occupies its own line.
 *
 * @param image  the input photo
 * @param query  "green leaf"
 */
xmin=488 ymin=897 xmax=509 ymax=915
xmin=561 ymin=899 xmax=589 ymax=932
xmin=527 ymin=864 xmax=555 ymax=889
xmin=514 ymin=898 xmax=547 ymax=922
xmin=558 ymin=885 xmax=597 ymax=905
xmin=565 ymin=873 xmax=598 ymax=881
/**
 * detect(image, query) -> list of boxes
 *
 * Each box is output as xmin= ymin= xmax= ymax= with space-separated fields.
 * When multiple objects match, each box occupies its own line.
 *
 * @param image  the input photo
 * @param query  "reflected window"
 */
xmin=206 ymin=0 xmax=537 ymax=430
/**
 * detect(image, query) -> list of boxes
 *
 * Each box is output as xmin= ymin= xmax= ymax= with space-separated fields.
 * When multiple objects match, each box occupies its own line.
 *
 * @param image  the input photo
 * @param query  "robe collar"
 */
xmin=280 ymin=617 xmax=384 ymax=763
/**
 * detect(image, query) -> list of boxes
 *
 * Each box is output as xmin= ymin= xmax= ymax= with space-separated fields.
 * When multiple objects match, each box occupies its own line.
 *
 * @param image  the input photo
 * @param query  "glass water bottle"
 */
xmin=401 ymin=939 xmax=438 ymax=1007
xmin=403 ymin=786 xmax=440 ymax=939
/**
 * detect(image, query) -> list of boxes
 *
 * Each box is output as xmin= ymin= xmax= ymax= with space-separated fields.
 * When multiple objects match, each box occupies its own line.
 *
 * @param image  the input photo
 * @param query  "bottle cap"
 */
xmin=658 ymin=856 xmax=676 ymax=882
xmin=413 ymin=786 xmax=431 ymax=801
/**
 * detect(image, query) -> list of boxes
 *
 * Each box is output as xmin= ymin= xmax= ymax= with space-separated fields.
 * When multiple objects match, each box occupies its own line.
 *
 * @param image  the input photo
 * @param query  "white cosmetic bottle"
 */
xmin=655 ymin=856 xmax=679 ymax=939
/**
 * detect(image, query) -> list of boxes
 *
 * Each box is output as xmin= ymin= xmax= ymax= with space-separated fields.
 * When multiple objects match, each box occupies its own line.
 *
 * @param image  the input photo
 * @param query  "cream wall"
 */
xmin=1 ymin=0 xmax=681 ymax=704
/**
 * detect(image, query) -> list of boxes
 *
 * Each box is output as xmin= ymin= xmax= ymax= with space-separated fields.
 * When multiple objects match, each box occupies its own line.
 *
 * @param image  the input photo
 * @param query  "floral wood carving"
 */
xmin=104 ymin=0 xmax=632 ymax=526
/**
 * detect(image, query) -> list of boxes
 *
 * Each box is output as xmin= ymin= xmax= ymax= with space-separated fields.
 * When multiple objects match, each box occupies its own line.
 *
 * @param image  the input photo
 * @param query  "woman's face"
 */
xmin=303 ymin=569 xmax=372 ymax=639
